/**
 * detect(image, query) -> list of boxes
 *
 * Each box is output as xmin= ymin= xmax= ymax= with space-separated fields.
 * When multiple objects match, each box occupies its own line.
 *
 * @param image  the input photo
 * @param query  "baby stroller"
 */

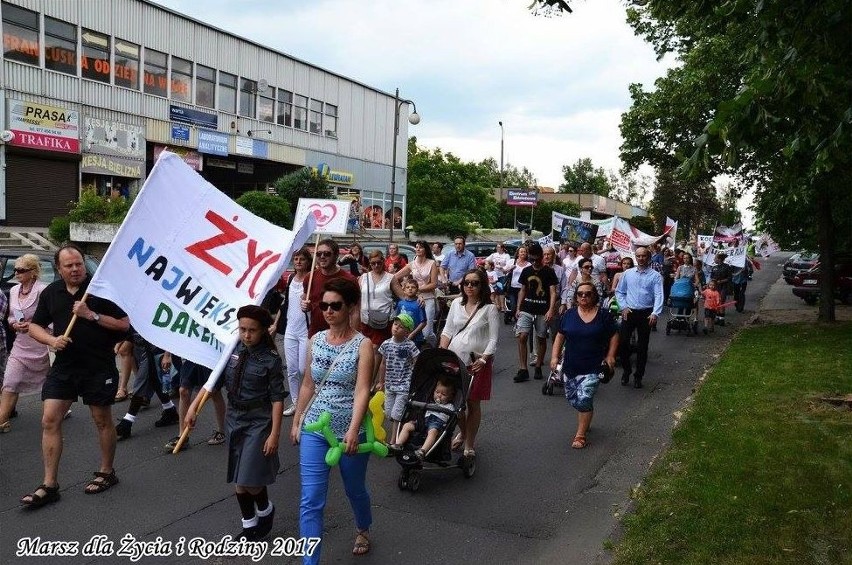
xmin=542 ymin=361 xmax=564 ymax=396
xmin=394 ymin=348 xmax=473 ymax=492
xmin=666 ymin=277 xmax=699 ymax=335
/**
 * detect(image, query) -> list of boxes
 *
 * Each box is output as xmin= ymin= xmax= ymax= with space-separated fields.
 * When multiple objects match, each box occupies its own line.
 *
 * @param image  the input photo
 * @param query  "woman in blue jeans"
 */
xmin=290 ymin=277 xmax=374 ymax=561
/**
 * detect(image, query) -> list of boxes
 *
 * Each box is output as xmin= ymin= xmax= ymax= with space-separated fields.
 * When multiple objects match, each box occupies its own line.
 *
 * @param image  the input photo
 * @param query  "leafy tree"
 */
xmin=415 ymin=211 xmax=472 ymax=238
xmin=630 ymin=215 xmax=656 ymax=236
xmin=559 ymin=158 xmax=612 ymax=196
xmin=406 ymin=137 xmax=500 ymax=230
xmin=608 ymin=169 xmax=653 ymax=207
xmin=273 ymin=167 xmax=332 ymax=216
xmin=236 ymin=191 xmax=292 ymax=228
xmin=647 ymin=168 xmax=720 ymax=236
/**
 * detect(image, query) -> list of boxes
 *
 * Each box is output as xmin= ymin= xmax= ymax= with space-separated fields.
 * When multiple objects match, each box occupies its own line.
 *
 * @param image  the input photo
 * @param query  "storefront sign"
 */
xmin=311 ymin=162 xmax=354 ymax=185
xmin=197 ymin=130 xmax=229 ymax=156
xmin=235 ymin=136 xmax=253 ymax=156
xmin=81 ymin=154 xmax=144 ymax=178
xmin=83 ymin=117 xmax=145 ymax=157
xmin=234 ymin=137 xmax=269 ymax=159
xmin=154 ymin=145 xmax=202 ymax=171
xmin=171 ymin=124 xmax=190 ymax=141
xmin=169 ymin=105 xmax=217 ymax=129
xmin=7 ymin=100 xmax=80 ymax=153
xmin=506 ymin=189 xmax=538 ymax=207
xmin=237 ymin=162 xmax=254 ymax=174
xmin=206 ymin=157 xmax=235 ymax=169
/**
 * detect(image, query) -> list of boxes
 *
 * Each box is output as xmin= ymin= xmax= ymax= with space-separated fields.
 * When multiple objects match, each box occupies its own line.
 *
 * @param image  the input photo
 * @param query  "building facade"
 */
xmin=0 ymin=0 xmax=413 ymax=229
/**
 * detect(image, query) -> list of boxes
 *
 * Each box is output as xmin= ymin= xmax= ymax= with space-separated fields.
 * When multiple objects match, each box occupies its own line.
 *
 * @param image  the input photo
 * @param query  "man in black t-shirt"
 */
xmin=21 ymin=244 xmax=129 ymax=508
xmin=513 ymin=242 xmax=559 ymax=382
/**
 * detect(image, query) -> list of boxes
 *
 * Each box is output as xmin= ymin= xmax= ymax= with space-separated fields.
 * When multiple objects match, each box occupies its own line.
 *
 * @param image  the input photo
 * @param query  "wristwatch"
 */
xmin=91 ymin=312 xmax=101 ymax=323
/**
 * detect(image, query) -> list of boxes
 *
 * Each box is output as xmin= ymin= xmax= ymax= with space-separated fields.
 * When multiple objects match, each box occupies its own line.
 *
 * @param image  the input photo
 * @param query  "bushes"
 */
xmin=413 ymin=212 xmax=472 ymax=238
xmin=235 ymin=191 xmax=292 ymax=227
xmin=66 ymin=189 xmax=130 ymax=224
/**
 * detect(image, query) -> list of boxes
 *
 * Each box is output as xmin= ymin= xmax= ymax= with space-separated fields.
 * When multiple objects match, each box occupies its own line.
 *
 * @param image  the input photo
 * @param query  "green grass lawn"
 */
xmin=613 ymin=322 xmax=852 ymax=565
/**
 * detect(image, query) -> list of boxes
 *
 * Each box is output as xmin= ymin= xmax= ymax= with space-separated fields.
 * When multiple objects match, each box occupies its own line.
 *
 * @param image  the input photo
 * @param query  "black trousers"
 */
xmin=619 ymin=308 xmax=653 ymax=378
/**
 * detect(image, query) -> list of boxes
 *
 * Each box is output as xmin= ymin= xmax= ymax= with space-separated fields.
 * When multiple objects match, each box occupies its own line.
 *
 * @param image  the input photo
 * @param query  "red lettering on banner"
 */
xmin=185 ymin=211 xmax=247 ymax=275
xmin=235 ymin=240 xmax=281 ymax=298
xmin=248 ymin=253 xmax=282 ymax=299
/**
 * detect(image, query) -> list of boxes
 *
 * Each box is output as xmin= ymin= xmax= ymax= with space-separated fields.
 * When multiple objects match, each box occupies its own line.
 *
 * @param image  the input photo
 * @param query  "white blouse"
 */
xmin=441 ymin=299 xmax=500 ymax=362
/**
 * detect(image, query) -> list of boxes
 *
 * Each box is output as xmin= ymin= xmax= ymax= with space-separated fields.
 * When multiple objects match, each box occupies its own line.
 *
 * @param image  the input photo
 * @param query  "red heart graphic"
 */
xmin=308 ymin=203 xmax=338 ymax=227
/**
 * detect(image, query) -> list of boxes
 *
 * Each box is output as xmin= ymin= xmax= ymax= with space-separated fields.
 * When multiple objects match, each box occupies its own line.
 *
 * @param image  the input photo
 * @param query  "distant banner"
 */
xmin=506 ymin=189 xmax=538 ymax=207
xmin=294 ymin=198 xmax=352 ymax=235
xmin=560 ymin=217 xmax=598 ymax=247
xmin=665 ymin=217 xmax=678 ymax=248
xmin=755 ymin=233 xmax=780 ymax=258
xmin=712 ymin=223 xmax=747 ymax=268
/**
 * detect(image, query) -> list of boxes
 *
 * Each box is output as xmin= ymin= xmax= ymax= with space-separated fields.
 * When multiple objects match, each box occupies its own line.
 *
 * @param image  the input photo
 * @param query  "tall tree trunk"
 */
xmin=817 ymin=181 xmax=835 ymax=322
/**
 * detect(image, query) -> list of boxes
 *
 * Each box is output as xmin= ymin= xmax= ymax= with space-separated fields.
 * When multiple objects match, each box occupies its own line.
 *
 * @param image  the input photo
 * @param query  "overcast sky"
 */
xmin=154 ymin=0 xmax=670 ymax=192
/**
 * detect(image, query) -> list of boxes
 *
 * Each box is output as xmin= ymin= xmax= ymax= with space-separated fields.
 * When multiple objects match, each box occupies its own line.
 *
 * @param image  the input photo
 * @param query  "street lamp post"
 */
xmin=389 ymin=88 xmax=419 ymax=242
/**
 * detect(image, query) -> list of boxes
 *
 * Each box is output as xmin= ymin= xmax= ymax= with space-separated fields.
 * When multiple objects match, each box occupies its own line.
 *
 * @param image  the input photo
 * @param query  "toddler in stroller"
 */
xmin=666 ymin=277 xmax=699 ymax=335
xmin=391 ymin=348 xmax=474 ymax=492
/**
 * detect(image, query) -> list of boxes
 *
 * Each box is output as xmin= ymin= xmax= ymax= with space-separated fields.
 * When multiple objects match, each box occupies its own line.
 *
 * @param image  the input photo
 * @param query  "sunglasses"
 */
xmin=13 ymin=268 xmax=33 ymax=274
xmin=370 ymin=261 xmax=382 ymax=266
xmin=463 ymin=280 xmax=480 ymax=287
xmin=318 ymin=301 xmax=344 ymax=311
xmin=576 ymin=291 xmax=594 ymax=298
xmin=316 ymin=251 xmax=333 ymax=258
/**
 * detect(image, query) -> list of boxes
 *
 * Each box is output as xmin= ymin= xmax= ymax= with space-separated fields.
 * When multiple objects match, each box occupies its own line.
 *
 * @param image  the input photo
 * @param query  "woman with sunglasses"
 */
xmin=291 ymin=277 xmax=375 ymax=560
xmin=0 ymin=254 xmax=49 ymax=432
xmin=566 ymin=257 xmax=608 ymax=308
xmin=439 ymin=268 xmax=500 ymax=460
xmin=359 ymin=250 xmax=395 ymax=373
xmin=392 ymin=240 xmax=438 ymax=346
xmin=550 ymin=282 xmax=618 ymax=449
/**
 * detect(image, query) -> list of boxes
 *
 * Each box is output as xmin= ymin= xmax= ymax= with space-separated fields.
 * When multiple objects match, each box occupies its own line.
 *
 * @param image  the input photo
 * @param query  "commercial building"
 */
xmin=0 ymin=0 xmax=413 ymax=230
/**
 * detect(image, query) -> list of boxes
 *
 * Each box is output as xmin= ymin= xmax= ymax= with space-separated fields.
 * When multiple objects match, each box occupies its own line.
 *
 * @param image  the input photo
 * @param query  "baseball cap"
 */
xmin=393 ymin=312 xmax=415 ymax=331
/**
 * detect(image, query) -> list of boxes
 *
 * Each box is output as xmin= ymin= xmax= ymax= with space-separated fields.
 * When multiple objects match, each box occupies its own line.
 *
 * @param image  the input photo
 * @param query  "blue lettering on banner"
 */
xmin=197 ymin=130 xmax=229 ymax=156
xmin=169 ymin=105 xmax=218 ymax=129
xmin=171 ymin=124 xmax=190 ymax=141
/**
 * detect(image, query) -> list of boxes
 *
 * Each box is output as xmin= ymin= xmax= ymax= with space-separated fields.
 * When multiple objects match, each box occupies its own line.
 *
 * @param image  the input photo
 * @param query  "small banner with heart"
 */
xmin=294 ymin=198 xmax=353 ymax=235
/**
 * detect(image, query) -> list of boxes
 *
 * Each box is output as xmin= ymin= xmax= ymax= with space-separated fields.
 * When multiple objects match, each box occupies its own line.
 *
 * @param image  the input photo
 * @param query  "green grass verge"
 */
xmin=613 ymin=322 xmax=852 ymax=565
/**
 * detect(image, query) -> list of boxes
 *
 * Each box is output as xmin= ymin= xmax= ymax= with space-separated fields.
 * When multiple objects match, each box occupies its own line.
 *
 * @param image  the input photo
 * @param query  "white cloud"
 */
xmin=155 ymin=0 xmax=671 ymax=188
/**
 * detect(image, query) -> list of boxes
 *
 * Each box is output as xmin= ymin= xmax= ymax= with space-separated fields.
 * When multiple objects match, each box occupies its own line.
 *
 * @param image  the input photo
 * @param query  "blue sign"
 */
xmin=252 ymin=139 xmax=268 ymax=159
xmin=197 ymin=130 xmax=229 ymax=156
xmin=169 ymin=105 xmax=217 ymax=129
xmin=171 ymin=124 xmax=190 ymax=141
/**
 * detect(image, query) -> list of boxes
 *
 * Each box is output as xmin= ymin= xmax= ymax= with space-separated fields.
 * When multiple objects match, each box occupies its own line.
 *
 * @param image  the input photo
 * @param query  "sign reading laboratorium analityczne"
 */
xmin=81 ymin=117 xmax=146 ymax=178
xmin=293 ymin=198 xmax=352 ymax=236
xmin=197 ymin=130 xmax=229 ymax=156
xmin=7 ymin=100 xmax=80 ymax=153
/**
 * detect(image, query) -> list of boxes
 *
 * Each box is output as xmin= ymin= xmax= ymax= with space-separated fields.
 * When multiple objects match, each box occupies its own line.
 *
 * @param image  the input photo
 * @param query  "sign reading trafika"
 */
xmin=293 ymin=198 xmax=352 ymax=236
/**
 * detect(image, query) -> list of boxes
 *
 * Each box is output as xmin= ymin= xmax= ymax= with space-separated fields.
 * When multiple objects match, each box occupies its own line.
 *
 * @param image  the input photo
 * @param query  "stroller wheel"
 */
xmin=541 ymin=381 xmax=550 ymax=395
xmin=665 ymin=324 xmax=671 ymax=335
xmin=397 ymin=470 xmax=409 ymax=491
xmin=408 ymin=471 xmax=421 ymax=493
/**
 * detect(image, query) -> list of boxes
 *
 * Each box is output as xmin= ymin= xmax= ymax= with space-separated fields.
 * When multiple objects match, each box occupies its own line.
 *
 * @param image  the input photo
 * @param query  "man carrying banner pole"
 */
xmin=21 ymin=244 xmax=130 ymax=507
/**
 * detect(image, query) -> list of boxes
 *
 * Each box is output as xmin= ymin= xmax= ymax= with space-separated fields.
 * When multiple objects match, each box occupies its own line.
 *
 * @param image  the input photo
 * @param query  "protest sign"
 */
xmin=293 ymin=198 xmax=352 ymax=235
xmin=86 ymin=151 xmax=315 ymax=371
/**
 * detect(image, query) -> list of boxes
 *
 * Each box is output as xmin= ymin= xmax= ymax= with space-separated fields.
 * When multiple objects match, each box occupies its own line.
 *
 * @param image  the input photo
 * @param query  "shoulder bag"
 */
xmin=365 ymin=274 xmax=393 ymax=329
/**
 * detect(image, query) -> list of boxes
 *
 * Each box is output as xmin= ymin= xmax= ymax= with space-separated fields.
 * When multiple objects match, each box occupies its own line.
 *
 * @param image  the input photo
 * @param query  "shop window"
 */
xmin=113 ymin=38 xmax=139 ymax=89
xmin=239 ymin=78 xmax=256 ymax=118
xmin=293 ymin=94 xmax=308 ymax=131
xmin=324 ymin=104 xmax=338 ymax=138
xmin=309 ymin=99 xmax=323 ymax=134
xmin=277 ymin=89 xmax=292 ymax=127
xmin=144 ymin=48 xmax=168 ymax=97
xmin=258 ymin=88 xmax=275 ymax=123
xmin=171 ymin=56 xmax=192 ymax=102
xmin=81 ymin=28 xmax=110 ymax=83
xmin=44 ymin=16 xmax=76 ymax=75
xmin=219 ymin=71 xmax=237 ymax=113
xmin=2 ymin=3 xmax=39 ymax=66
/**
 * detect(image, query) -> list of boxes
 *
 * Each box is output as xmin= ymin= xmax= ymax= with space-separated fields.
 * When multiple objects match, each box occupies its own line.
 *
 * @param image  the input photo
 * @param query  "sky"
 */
xmin=154 ymin=0 xmax=671 ymax=193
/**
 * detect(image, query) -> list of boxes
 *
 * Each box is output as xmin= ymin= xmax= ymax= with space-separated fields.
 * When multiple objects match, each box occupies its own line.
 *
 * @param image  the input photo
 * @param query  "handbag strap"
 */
xmin=448 ymin=300 xmax=485 ymax=346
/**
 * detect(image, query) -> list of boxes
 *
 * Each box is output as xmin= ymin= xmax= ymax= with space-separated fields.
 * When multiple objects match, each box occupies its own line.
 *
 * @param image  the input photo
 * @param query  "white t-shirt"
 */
xmin=486 ymin=251 xmax=512 ymax=272
xmin=285 ymin=277 xmax=308 ymax=336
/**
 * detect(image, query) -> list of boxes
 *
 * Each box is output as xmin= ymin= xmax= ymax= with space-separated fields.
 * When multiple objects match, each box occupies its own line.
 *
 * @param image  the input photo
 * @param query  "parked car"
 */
xmin=791 ymin=252 xmax=852 ymax=305
xmin=0 ymin=247 xmax=100 ymax=297
xmin=783 ymin=251 xmax=819 ymax=284
xmin=463 ymin=240 xmax=522 ymax=267
xmin=355 ymin=242 xmax=417 ymax=263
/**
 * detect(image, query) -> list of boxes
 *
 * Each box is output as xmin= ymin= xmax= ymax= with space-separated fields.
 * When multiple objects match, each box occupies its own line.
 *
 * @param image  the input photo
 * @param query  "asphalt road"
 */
xmin=0 ymin=257 xmax=786 ymax=565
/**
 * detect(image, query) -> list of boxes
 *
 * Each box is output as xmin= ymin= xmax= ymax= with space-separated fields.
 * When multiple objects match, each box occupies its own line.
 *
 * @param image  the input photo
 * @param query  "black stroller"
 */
xmin=394 ymin=348 xmax=474 ymax=492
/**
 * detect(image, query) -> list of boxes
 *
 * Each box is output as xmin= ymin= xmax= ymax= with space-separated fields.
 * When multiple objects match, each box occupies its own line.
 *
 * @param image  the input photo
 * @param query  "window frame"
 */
xmin=1 ymin=3 xmax=40 ymax=67
xmin=218 ymin=71 xmax=238 ymax=114
xmin=239 ymin=78 xmax=257 ymax=118
xmin=258 ymin=87 xmax=275 ymax=123
xmin=276 ymin=89 xmax=293 ymax=127
xmin=170 ymin=56 xmax=192 ymax=102
xmin=309 ymin=99 xmax=323 ymax=134
xmin=195 ymin=64 xmax=216 ymax=108
xmin=43 ymin=16 xmax=77 ymax=76
xmin=324 ymin=103 xmax=338 ymax=137
xmin=80 ymin=28 xmax=110 ymax=84
xmin=293 ymin=94 xmax=308 ymax=131
xmin=113 ymin=38 xmax=139 ymax=90
xmin=143 ymin=48 xmax=169 ymax=97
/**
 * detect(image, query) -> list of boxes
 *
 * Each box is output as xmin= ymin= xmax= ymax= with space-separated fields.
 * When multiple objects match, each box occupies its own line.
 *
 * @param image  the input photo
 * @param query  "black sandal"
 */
xmin=21 ymin=484 xmax=61 ymax=508
xmin=84 ymin=470 xmax=119 ymax=494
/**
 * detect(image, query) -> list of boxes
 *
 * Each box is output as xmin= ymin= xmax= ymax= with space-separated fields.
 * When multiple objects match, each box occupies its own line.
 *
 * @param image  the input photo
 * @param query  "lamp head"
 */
xmin=408 ymin=112 xmax=420 ymax=125
xmin=499 ymin=121 xmax=503 ymax=127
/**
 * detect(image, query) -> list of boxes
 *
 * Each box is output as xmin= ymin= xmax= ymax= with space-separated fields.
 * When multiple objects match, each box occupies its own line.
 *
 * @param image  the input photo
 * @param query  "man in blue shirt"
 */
xmin=615 ymin=246 xmax=663 ymax=388
xmin=441 ymin=236 xmax=476 ymax=294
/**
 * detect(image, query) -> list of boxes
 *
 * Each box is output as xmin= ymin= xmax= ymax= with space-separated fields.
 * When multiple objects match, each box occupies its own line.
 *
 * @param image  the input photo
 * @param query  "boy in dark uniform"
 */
xmin=186 ymin=305 xmax=287 ymax=540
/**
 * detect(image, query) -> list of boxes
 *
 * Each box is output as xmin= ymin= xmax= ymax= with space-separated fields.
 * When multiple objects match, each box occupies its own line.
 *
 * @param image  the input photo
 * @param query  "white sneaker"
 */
xmin=283 ymin=404 xmax=296 ymax=417
xmin=529 ymin=353 xmax=538 ymax=366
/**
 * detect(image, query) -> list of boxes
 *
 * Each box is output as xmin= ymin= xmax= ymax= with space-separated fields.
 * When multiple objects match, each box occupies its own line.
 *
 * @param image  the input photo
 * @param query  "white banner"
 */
xmin=294 ymin=198 xmax=352 ymax=235
xmin=86 ymin=152 xmax=315 ymax=371
xmin=712 ymin=222 xmax=747 ymax=268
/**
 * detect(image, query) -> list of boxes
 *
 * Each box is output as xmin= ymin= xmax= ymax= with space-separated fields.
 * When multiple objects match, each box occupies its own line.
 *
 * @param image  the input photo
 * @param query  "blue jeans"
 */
xmin=299 ymin=431 xmax=372 ymax=564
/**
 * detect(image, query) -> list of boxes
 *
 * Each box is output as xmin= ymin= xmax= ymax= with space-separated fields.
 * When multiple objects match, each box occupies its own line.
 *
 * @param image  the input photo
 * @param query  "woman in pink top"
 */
xmin=393 ymin=240 xmax=439 ymax=346
xmin=0 ymin=254 xmax=50 ymax=433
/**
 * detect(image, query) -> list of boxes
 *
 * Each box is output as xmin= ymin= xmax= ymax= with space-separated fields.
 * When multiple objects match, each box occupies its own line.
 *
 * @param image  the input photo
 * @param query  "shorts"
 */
xmin=384 ymin=390 xmax=408 ymax=421
xmin=704 ymin=308 xmax=717 ymax=318
xmin=179 ymin=360 xmax=221 ymax=391
xmin=41 ymin=364 xmax=119 ymax=406
xmin=360 ymin=323 xmax=391 ymax=347
xmin=564 ymin=372 xmax=599 ymax=413
xmin=515 ymin=311 xmax=548 ymax=337
xmin=467 ymin=358 xmax=492 ymax=401
xmin=424 ymin=414 xmax=446 ymax=431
